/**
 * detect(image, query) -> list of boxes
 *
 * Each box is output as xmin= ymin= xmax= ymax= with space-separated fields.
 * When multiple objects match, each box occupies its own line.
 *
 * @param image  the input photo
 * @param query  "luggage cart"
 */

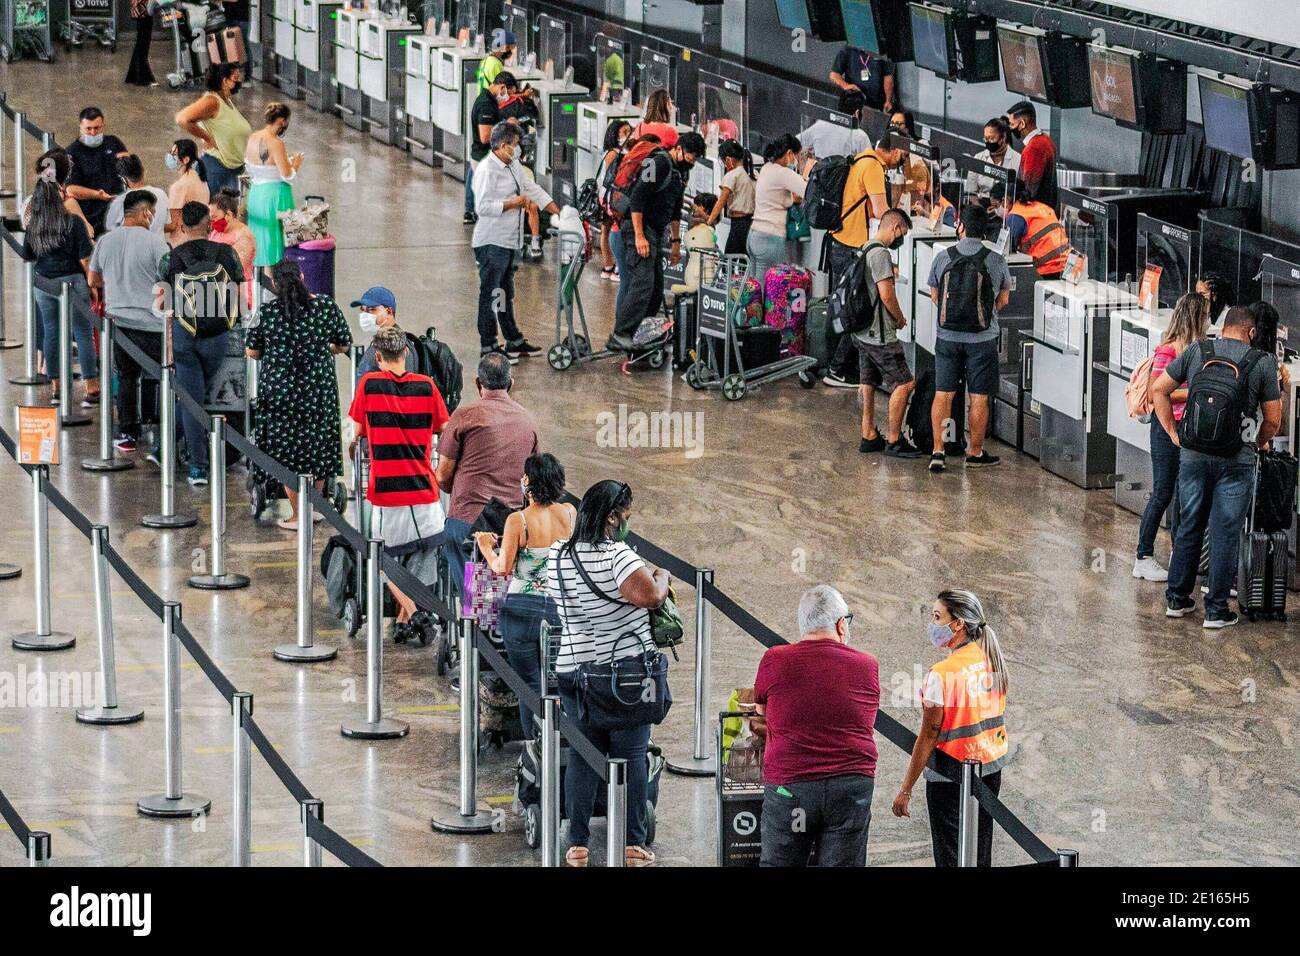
xmin=59 ymin=0 xmax=115 ymax=52
xmin=715 ymin=709 xmax=764 ymax=866
xmin=1 ymin=0 xmax=57 ymax=62
xmin=683 ymin=252 xmax=817 ymax=401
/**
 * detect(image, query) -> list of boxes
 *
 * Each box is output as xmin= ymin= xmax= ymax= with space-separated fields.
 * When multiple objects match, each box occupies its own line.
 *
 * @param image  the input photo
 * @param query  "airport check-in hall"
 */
xmin=0 ymin=0 xmax=1298 ymax=888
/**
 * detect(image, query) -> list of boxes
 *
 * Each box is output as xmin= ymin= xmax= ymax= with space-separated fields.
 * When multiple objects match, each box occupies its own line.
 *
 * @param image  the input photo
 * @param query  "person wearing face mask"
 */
xmin=547 ymin=479 xmax=671 ymax=866
xmin=478 ymin=28 xmax=516 ymax=92
xmin=65 ymin=107 xmax=130 ymax=236
xmin=964 ymin=117 xmax=1020 ymax=199
xmin=887 ymin=111 xmax=934 ymax=214
xmin=244 ymin=103 xmax=302 ymax=271
xmin=751 ymin=584 xmax=879 ymax=867
xmin=165 ymin=138 xmax=210 ymax=245
xmin=176 ymin=64 xmax=252 ymax=198
xmin=1004 ymin=101 xmax=1056 ymax=209
xmin=104 ymin=155 xmax=169 ymax=237
xmin=207 ymin=189 xmax=257 ymax=310
xmin=746 ymin=134 xmax=808 ymax=287
xmin=465 ymin=72 xmax=512 ymax=225
xmin=434 ymin=352 xmax=539 ymax=590
xmin=705 ymin=138 xmax=756 ymax=258
xmin=892 ymin=589 xmax=1009 ymax=867
xmin=351 ymin=286 xmax=418 ymax=376
xmin=597 ymin=119 xmax=633 ymax=278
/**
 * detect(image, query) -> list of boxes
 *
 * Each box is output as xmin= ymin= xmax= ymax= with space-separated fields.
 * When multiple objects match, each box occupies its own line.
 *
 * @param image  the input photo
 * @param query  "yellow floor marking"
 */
xmin=483 ymin=795 xmax=514 ymax=806
xmin=252 ymin=560 xmax=299 ymax=570
xmin=0 ymin=727 xmax=20 ymax=734
xmin=0 ymin=819 xmax=81 ymax=832
xmin=396 ymin=704 xmax=459 ymax=714
xmin=252 ymin=843 xmax=298 ymax=853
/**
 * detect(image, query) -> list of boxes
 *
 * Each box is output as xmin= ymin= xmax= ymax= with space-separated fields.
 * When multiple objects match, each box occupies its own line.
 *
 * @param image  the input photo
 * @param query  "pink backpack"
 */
xmin=1125 ymin=353 xmax=1156 ymax=418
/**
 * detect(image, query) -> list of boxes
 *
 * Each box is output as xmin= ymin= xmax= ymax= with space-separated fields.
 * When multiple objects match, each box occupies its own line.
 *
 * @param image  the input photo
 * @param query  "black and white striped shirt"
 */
xmin=548 ymin=541 xmax=651 ymax=674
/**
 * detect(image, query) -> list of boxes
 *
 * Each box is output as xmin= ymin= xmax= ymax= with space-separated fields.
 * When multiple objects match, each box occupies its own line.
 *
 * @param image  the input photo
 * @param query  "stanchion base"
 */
xmin=666 ymin=755 xmax=716 ymax=778
xmin=7 ymin=374 xmax=49 ymax=386
xmin=60 ymin=413 xmax=92 ymax=428
xmin=81 ymin=456 xmax=135 ymax=472
xmin=137 ymin=792 xmax=212 ymax=818
xmin=189 ymin=572 xmax=251 ymax=590
xmin=0 ymin=563 xmax=20 ymax=581
xmin=273 ymin=642 xmax=338 ymax=663
xmin=340 ymin=717 xmax=409 ymax=740
xmin=10 ymin=630 xmax=76 ymax=651
xmin=0 ymin=338 xmax=22 ymax=350
xmin=142 ymin=512 xmax=199 ymax=529
xmin=429 ymin=807 xmax=496 ymax=834
xmin=76 ymin=704 xmax=145 ymax=725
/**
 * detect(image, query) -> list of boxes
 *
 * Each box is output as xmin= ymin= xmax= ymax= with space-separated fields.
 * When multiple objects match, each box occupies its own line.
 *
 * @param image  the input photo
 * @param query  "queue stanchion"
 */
xmin=0 ymin=563 xmax=19 ymax=580
xmin=137 ymin=601 xmax=212 ymax=818
xmin=0 ymin=226 xmax=21 ymax=349
xmin=231 ymin=691 xmax=253 ymax=866
xmin=189 ymin=416 xmax=250 ymax=590
xmin=76 ymin=525 xmax=144 ymax=725
xmin=81 ymin=312 xmax=132 ymax=471
xmin=8 ymin=261 xmax=48 ymax=385
xmin=430 ymin=615 xmax=494 ymax=834
xmin=606 ymin=757 xmax=627 ymax=868
xmin=341 ymin=538 xmax=408 ymax=739
xmin=274 ymin=473 xmax=337 ymax=661
xmin=667 ymin=567 xmax=716 ymax=776
xmin=957 ymin=759 xmax=980 ymax=867
xmin=301 ymin=798 xmax=323 ymax=867
xmin=540 ymin=694 xmax=561 ymax=867
xmin=9 ymin=466 xmax=76 ymax=651
xmin=14 ymin=110 xmax=25 ymax=208
xmin=1058 ymin=848 xmax=1080 ymax=867
xmin=26 ymin=831 xmax=50 ymax=867
xmin=55 ymin=281 xmax=90 ymax=427
xmin=347 ymin=344 xmax=363 ymax=500
xmin=142 ymin=317 xmax=197 ymax=529
xmin=352 ymin=442 xmax=368 ymax=607
xmin=0 ymin=98 xmax=7 ymax=199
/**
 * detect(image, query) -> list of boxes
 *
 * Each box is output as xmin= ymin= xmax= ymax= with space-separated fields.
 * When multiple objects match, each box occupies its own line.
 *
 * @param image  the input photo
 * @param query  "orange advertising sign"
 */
xmin=17 ymin=406 xmax=58 ymax=465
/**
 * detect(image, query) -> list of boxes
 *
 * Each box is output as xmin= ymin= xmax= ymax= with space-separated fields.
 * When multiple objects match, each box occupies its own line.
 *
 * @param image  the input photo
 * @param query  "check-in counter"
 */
xmin=403 ymin=32 xmax=458 ymax=165
xmin=1033 ymin=279 xmax=1137 ymax=488
xmin=577 ymin=100 xmax=640 ymax=189
xmin=1102 ymin=307 xmax=1171 ymax=515
xmin=295 ymin=0 xmax=344 ymax=113
xmin=250 ymin=0 xmax=272 ymax=83
xmin=532 ymin=78 xmax=590 ymax=206
xmin=333 ymin=8 xmax=366 ymax=130
xmin=359 ymin=17 xmax=420 ymax=146
xmin=273 ymin=0 xmax=302 ymax=98
xmin=432 ymin=44 xmax=486 ymax=182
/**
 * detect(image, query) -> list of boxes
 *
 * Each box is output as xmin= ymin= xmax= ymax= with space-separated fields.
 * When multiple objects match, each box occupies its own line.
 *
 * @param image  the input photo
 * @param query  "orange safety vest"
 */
xmin=926 ymin=640 xmax=1008 ymax=771
xmin=1010 ymin=200 xmax=1069 ymax=276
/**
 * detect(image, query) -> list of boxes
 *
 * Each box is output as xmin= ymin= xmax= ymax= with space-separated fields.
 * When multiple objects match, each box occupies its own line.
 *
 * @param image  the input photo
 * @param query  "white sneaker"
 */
xmin=1132 ymin=557 xmax=1168 ymax=582
xmin=1200 ymin=583 xmax=1238 ymax=598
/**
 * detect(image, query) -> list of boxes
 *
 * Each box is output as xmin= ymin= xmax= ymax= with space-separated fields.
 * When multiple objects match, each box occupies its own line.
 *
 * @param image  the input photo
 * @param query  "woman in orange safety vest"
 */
xmin=891 ymin=589 xmax=1010 ymax=867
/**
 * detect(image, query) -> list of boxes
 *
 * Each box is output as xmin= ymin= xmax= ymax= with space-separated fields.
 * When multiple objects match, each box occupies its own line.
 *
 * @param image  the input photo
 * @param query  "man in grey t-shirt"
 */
xmin=926 ymin=205 xmax=1012 ymax=472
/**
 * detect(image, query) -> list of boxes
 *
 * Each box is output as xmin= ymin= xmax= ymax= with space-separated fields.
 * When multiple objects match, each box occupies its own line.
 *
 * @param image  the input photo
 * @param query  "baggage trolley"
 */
xmin=59 ymin=0 xmax=115 ymax=52
xmin=684 ymin=252 xmax=817 ymax=401
xmin=715 ymin=709 xmax=764 ymax=866
xmin=1 ymin=0 xmax=57 ymax=62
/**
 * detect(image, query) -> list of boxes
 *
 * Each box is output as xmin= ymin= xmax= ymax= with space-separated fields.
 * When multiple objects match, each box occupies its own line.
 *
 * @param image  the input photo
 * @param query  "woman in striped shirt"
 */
xmin=547 ymin=480 xmax=670 ymax=866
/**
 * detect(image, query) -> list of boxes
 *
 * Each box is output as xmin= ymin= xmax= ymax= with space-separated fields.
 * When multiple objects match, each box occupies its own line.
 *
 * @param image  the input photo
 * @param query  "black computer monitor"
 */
xmin=776 ymin=0 xmax=813 ymax=32
xmin=838 ymin=0 xmax=881 ymax=54
xmin=1199 ymin=75 xmax=1254 ymax=159
xmin=998 ymin=27 xmax=1048 ymax=102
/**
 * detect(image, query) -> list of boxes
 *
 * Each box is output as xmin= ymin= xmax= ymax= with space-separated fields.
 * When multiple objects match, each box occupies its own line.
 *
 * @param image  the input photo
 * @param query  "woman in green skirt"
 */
xmin=244 ymin=103 xmax=302 ymax=269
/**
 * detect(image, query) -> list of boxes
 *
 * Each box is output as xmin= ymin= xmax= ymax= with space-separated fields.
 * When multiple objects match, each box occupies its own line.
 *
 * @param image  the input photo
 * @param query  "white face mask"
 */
xmin=359 ymin=311 xmax=380 ymax=335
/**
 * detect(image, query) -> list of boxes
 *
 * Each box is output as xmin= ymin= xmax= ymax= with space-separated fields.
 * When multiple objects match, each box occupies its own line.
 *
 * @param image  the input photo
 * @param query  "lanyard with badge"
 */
xmin=857 ymin=51 xmax=873 ymax=85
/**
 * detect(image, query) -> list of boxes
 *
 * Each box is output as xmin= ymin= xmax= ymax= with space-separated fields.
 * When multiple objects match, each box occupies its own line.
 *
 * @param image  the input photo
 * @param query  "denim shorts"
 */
xmin=935 ymin=336 xmax=999 ymax=395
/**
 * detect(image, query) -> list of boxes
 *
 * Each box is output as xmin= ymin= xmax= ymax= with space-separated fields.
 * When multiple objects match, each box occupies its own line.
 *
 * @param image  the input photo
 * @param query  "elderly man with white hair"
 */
xmin=752 ymin=584 xmax=881 ymax=867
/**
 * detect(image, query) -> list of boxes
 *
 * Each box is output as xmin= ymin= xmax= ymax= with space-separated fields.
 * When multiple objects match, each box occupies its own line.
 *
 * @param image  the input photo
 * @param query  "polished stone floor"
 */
xmin=0 ymin=47 xmax=1297 ymax=868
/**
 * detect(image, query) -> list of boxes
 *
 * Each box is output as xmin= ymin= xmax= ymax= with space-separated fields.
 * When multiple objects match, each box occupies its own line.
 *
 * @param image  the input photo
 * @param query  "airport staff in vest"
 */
xmin=892 ymin=589 xmax=1010 ymax=868
xmin=478 ymin=29 xmax=516 ymax=92
xmin=992 ymin=180 xmax=1068 ymax=279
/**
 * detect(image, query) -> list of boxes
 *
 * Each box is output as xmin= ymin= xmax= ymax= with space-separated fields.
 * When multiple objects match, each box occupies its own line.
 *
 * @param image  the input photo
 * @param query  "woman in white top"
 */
xmin=474 ymin=453 xmax=576 ymax=735
xmin=546 ymin=480 xmax=669 ymax=867
xmin=245 ymin=103 xmax=303 ymax=270
xmin=706 ymin=139 xmax=756 ymax=257
xmin=747 ymin=133 xmax=806 ymax=283
xmin=596 ymin=119 xmax=631 ymax=279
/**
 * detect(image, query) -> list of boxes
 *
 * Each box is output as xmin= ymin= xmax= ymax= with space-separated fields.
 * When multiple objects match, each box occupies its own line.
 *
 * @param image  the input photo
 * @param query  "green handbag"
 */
xmin=649 ymin=586 xmax=685 ymax=653
xmin=786 ymin=204 xmax=811 ymax=241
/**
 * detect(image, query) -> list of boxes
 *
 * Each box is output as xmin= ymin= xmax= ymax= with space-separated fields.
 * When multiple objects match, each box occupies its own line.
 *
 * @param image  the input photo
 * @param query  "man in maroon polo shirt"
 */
xmin=754 ymin=584 xmax=880 ymax=867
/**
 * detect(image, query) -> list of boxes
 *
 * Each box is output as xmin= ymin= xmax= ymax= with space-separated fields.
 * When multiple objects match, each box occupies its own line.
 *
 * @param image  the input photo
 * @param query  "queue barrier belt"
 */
xmin=243 ymin=713 xmax=314 ymax=806
xmin=0 ymin=785 xmax=34 ymax=848
xmin=305 ymin=812 xmax=382 ymax=867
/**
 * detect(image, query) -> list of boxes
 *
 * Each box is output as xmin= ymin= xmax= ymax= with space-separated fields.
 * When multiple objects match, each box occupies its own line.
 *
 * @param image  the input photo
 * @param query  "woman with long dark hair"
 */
xmin=245 ymin=260 xmax=351 ymax=529
xmin=546 ymin=480 xmax=671 ymax=866
xmin=706 ymin=139 xmax=756 ymax=257
xmin=165 ymin=138 xmax=209 ymax=244
xmin=748 ymin=132 xmax=806 ymax=280
xmin=597 ymin=118 xmax=631 ymax=279
xmin=124 ymin=0 xmax=156 ymax=87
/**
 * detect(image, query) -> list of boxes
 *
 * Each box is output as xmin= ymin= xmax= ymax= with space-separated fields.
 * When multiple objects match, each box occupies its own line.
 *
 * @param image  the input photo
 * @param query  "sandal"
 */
xmin=565 ymin=846 xmax=589 ymax=867
xmin=276 ymin=517 xmax=300 ymax=531
xmin=625 ymin=845 xmax=655 ymax=866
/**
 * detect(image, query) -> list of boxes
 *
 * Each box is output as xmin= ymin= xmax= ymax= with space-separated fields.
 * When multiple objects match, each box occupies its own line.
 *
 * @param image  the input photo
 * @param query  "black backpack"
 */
xmin=576 ymin=177 xmax=603 ymax=224
xmin=169 ymin=240 xmax=239 ymax=339
xmin=803 ymin=152 xmax=880 ymax=232
xmin=1177 ymin=341 xmax=1266 ymax=457
xmin=407 ymin=327 xmax=464 ymax=413
xmin=938 ymin=246 xmax=996 ymax=334
xmin=828 ymin=240 xmax=884 ymax=337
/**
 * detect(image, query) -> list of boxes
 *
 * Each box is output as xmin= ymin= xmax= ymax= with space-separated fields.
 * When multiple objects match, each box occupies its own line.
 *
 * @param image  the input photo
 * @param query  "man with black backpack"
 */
xmin=925 ymin=205 xmax=1012 ymax=473
xmin=1153 ymin=307 xmax=1282 ymax=629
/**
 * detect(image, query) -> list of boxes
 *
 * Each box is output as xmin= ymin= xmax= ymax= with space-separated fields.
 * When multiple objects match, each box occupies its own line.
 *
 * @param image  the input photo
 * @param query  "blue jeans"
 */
xmin=474 ymin=244 xmax=524 ymax=351
xmin=498 ymin=593 xmax=559 ymax=733
xmin=1165 ymin=454 xmax=1254 ymax=617
xmin=745 ymin=229 xmax=791 ymax=284
xmin=1137 ymin=417 xmax=1181 ymax=560
xmin=464 ymin=163 xmax=475 ymax=215
xmin=760 ymin=774 xmax=874 ymax=867
xmin=34 ymin=273 xmax=97 ymax=383
xmin=171 ymin=325 xmax=228 ymax=470
xmin=557 ymin=671 xmax=651 ymax=848
xmin=201 ymin=154 xmax=244 ymax=197
xmin=441 ymin=516 xmax=473 ymax=598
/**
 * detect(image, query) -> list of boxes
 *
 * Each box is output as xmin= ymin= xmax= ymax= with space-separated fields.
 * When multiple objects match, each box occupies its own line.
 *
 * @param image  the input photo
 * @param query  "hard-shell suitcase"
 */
xmin=282 ymin=235 xmax=336 ymax=298
xmin=207 ymin=26 xmax=246 ymax=66
xmin=731 ymin=275 xmax=764 ymax=329
xmin=801 ymin=298 xmax=833 ymax=370
xmin=762 ymin=264 xmax=813 ymax=354
xmin=1239 ymin=452 xmax=1290 ymax=621
xmin=738 ymin=326 xmax=781 ymax=369
xmin=672 ymin=293 xmax=698 ymax=369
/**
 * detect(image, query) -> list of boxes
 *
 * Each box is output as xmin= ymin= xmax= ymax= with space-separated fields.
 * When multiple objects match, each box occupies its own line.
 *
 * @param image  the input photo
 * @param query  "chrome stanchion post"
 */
xmin=10 ymin=466 xmax=75 ymax=651
xmin=0 ymin=227 xmax=21 ymax=349
xmin=232 ymin=691 xmax=252 ymax=866
xmin=142 ymin=316 xmax=197 ymax=528
xmin=137 ymin=601 xmax=212 ymax=818
xmin=82 ymin=312 xmax=132 ymax=470
xmin=26 ymin=831 xmax=50 ymax=867
xmin=8 ymin=260 xmax=47 ymax=385
xmin=56 ymin=281 xmax=90 ymax=427
xmin=76 ymin=525 xmax=144 ymax=724
xmin=0 ymin=563 xmax=19 ymax=580
xmin=957 ymin=759 xmax=980 ymax=867
xmin=341 ymin=538 xmax=407 ymax=738
xmin=274 ymin=474 xmax=336 ymax=661
xmin=606 ymin=757 xmax=628 ymax=868
xmin=540 ymin=694 xmax=561 ymax=866
xmin=1058 ymin=848 xmax=1080 ymax=867
xmin=189 ymin=416 xmax=250 ymax=589
xmin=668 ymin=566 xmax=715 ymax=776
xmin=430 ymin=613 xmax=494 ymax=833
xmin=346 ymin=345 xmax=363 ymax=499
xmin=301 ymin=798 xmax=323 ymax=867
xmin=14 ymin=111 xmax=25 ymax=208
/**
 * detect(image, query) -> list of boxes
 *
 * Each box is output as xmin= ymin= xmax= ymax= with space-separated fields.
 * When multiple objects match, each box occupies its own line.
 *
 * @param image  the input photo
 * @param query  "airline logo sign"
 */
xmin=1161 ymin=223 xmax=1192 ymax=244
xmin=699 ymin=285 xmax=730 ymax=338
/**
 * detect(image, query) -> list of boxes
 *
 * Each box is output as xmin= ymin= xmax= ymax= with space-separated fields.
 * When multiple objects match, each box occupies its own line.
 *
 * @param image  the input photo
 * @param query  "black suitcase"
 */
xmin=672 ymin=293 xmax=698 ymax=369
xmin=738 ymin=326 xmax=781 ymax=369
xmin=1238 ymin=454 xmax=1290 ymax=622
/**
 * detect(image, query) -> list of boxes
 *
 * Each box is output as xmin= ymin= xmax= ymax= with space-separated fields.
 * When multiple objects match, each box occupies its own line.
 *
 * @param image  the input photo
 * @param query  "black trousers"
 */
xmin=826 ymin=238 xmax=861 ymax=381
xmin=926 ymin=769 xmax=1001 ymax=867
xmin=113 ymin=326 xmax=163 ymax=440
xmin=125 ymin=14 xmax=154 ymax=86
xmin=759 ymin=774 xmax=874 ymax=867
xmin=613 ymin=234 xmax=663 ymax=339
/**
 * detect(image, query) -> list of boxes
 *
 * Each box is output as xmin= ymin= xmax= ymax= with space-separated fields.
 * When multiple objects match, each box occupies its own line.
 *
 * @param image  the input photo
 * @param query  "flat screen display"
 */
xmin=839 ymin=0 xmax=880 ymax=54
xmin=910 ymin=5 xmax=950 ymax=77
xmin=998 ymin=27 xmax=1048 ymax=100
xmin=1088 ymin=46 xmax=1139 ymax=125
xmin=1199 ymin=76 xmax=1254 ymax=159
xmin=776 ymin=0 xmax=813 ymax=32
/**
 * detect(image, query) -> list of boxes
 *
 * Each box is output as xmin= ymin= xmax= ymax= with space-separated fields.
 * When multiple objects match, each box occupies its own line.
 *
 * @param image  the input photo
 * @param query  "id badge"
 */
xmin=860 ymin=68 xmax=871 ymax=83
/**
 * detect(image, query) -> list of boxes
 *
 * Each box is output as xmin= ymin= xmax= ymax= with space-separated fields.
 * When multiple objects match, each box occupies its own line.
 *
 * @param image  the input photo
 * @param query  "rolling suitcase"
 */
xmin=207 ymin=26 xmax=246 ymax=65
xmin=1238 ymin=453 xmax=1290 ymax=622
xmin=762 ymin=264 xmax=813 ymax=354
xmin=672 ymin=293 xmax=698 ymax=369
xmin=731 ymin=275 xmax=764 ymax=329
xmin=798 ymin=298 xmax=833 ymax=386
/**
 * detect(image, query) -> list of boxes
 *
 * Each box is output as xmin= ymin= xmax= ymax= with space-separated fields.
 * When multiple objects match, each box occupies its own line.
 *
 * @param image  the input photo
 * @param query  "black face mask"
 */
xmin=231 ymin=80 xmax=243 ymax=94
xmin=1009 ymin=124 xmax=1023 ymax=143
xmin=984 ymin=140 xmax=1003 ymax=152
xmin=888 ymin=233 xmax=906 ymax=251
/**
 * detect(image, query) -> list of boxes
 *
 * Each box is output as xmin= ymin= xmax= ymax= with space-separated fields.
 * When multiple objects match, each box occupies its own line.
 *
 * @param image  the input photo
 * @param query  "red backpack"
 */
xmin=603 ymin=139 xmax=667 ymax=223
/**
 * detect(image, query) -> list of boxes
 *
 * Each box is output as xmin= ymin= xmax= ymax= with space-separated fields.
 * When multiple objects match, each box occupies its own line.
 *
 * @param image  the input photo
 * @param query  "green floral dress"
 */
xmin=246 ymin=294 xmax=351 ymax=486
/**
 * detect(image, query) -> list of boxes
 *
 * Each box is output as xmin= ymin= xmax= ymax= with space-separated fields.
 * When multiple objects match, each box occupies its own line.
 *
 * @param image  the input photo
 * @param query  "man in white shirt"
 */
xmin=471 ymin=121 xmax=559 ymax=361
xmin=103 ymin=154 xmax=169 ymax=237
xmin=963 ymin=118 xmax=1021 ymax=198
xmin=798 ymin=118 xmax=871 ymax=162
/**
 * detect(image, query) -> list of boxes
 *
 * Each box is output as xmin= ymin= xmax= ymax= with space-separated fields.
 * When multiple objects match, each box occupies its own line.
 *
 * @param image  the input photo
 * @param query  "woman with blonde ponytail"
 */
xmin=891 ymin=589 xmax=1009 ymax=867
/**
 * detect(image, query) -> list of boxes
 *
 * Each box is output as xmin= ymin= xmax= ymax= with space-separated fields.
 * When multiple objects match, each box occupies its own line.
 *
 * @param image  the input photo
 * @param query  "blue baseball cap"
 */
xmin=350 ymin=286 xmax=396 ymax=311
xmin=491 ymin=28 xmax=516 ymax=51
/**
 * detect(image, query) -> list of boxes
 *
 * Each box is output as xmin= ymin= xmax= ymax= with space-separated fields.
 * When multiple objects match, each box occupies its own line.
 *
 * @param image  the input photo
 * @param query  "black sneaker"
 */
xmin=859 ymin=435 xmax=886 ymax=454
xmin=928 ymin=453 xmax=946 ymax=473
xmin=965 ymin=451 xmax=1001 ymax=467
xmin=1165 ymin=595 xmax=1196 ymax=618
xmin=822 ymin=371 xmax=858 ymax=389
xmin=605 ymin=333 xmax=635 ymax=352
xmin=462 ymin=212 xmax=477 ymax=224
xmin=1202 ymin=611 xmax=1239 ymax=630
xmin=886 ymin=438 xmax=924 ymax=459
xmin=480 ymin=345 xmax=519 ymax=366
xmin=505 ymin=339 xmax=543 ymax=358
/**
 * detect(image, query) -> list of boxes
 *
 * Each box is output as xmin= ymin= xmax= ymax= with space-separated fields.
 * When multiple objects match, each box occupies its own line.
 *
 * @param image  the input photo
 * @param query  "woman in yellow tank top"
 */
xmin=175 ymin=64 xmax=252 ymax=197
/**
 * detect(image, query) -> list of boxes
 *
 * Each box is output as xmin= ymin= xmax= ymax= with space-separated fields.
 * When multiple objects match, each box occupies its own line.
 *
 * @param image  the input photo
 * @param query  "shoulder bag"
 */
xmin=568 ymin=543 xmax=684 ymax=653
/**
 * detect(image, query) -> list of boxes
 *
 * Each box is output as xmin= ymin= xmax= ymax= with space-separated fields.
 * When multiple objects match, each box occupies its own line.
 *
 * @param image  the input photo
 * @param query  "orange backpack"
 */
xmin=1125 ymin=353 xmax=1156 ymax=418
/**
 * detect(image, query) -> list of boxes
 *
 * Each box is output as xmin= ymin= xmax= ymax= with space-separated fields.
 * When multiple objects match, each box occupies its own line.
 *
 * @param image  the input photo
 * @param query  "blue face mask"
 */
xmin=927 ymin=621 xmax=955 ymax=648
xmin=81 ymin=133 xmax=104 ymax=148
xmin=164 ymin=153 xmax=179 ymax=171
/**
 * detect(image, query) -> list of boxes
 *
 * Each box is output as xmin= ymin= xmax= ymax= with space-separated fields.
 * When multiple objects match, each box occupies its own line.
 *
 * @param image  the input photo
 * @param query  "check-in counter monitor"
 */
xmin=1135 ymin=213 xmax=1198 ymax=309
xmin=637 ymin=48 xmax=675 ymax=107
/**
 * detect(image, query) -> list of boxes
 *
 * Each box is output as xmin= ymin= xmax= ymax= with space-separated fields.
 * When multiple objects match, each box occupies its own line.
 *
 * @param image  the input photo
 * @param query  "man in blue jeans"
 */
xmin=1152 ymin=307 xmax=1281 ymax=629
